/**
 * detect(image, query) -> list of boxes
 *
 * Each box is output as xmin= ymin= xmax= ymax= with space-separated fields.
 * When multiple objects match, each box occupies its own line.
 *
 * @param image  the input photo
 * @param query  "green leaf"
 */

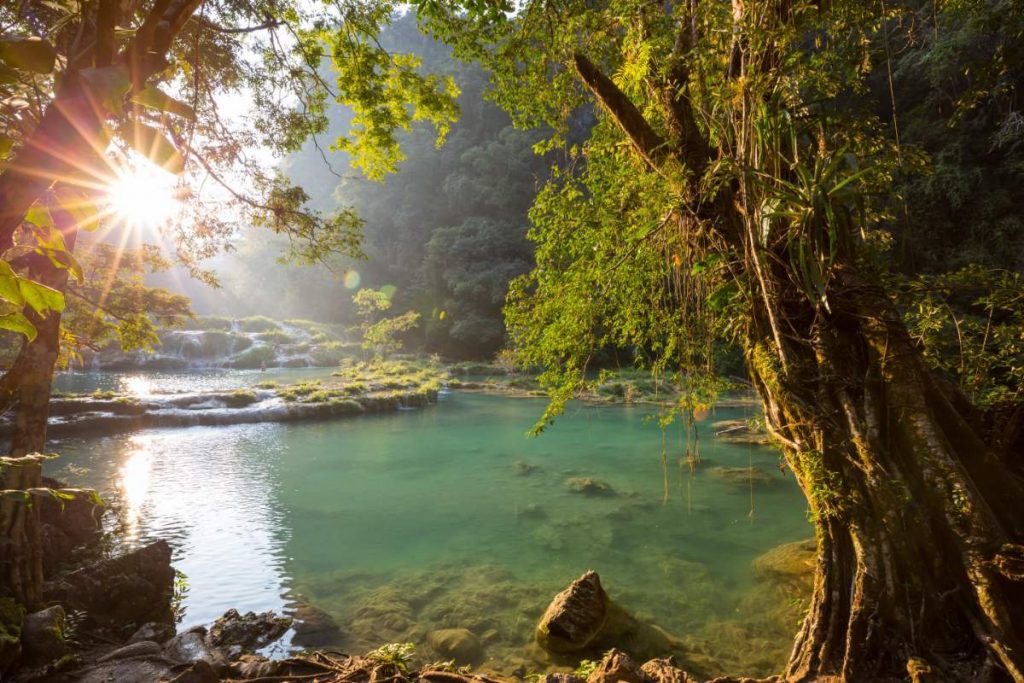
xmin=120 ymin=122 xmax=185 ymax=174
xmin=46 ymin=248 xmax=84 ymax=282
xmin=0 ymin=36 xmax=57 ymax=74
xmin=0 ymin=311 xmax=36 ymax=341
xmin=0 ymin=260 xmax=25 ymax=305
xmin=130 ymin=86 xmax=195 ymax=120
xmin=18 ymin=278 xmax=65 ymax=315
xmin=80 ymin=65 xmax=131 ymax=116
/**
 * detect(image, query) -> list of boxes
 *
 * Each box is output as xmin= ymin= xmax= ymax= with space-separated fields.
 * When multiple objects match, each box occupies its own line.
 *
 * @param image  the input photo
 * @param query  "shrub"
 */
xmin=180 ymin=316 xmax=233 ymax=331
xmin=255 ymin=330 xmax=294 ymax=345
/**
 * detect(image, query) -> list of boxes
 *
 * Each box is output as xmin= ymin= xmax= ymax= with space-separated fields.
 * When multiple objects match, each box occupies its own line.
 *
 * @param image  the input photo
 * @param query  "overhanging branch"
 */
xmin=573 ymin=53 xmax=670 ymax=174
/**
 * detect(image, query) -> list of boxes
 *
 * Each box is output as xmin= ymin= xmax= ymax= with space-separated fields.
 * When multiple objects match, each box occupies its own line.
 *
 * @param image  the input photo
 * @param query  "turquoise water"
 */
xmin=47 ymin=387 xmax=810 ymax=676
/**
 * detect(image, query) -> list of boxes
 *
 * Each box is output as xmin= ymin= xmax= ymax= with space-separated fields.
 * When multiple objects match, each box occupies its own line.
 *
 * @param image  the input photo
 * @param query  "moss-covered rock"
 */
xmin=0 ymin=598 xmax=24 ymax=674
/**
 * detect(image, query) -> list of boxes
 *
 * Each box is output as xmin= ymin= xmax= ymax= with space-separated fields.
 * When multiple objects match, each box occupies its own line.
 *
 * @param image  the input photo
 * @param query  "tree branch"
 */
xmin=573 ymin=53 xmax=670 ymax=174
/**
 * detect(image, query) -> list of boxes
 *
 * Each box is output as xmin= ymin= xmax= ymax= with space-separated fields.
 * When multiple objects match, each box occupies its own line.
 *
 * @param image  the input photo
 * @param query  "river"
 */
xmin=47 ymin=370 xmax=811 ymax=677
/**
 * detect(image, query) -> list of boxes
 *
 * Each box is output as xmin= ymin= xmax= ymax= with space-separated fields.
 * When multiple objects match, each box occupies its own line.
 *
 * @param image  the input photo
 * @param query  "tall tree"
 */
xmin=417 ymin=0 xmax=1024 ymax=680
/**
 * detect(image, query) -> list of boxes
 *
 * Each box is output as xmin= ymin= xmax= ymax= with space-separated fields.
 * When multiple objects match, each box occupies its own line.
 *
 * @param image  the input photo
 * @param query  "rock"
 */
xmin=640 ymin=658 xmax=692 ymax=683
xmin=73 ymin=658 xmax=177 ymax=683
xmin=586 ymin=649 xmax=649 ymax=683
xmin=752 ymin=539 xmax=816 ymax=583
xmin=130 ymin=621 xmax=177 ymax=644
xmin=706 ymin=466 xmax=777 ymax=488
xmin=164 ymin=626 xmax=229 ymax=673
xmin=290 ymin=602 xmax=341 ymax=647
xmin=22 ymin=605 xmax=67 ymax=665
xmin=536 ymin=571 xmax=608 ymax=653
xmin=427 ymin=628 xmax=483 ymax=664
xmin=540 ymin=674 xmax=585 ymax=683
xmin=566 ymin=477 xmax=615 ymax=497
xmin=0 ymin=598 xmax=24 ymax=673
xmin=513 ymin=461 xmax=540 ymax=476
xmin=98 ymin=640 xmax=163 ymax=662
xmin=208 ymin=608 xmax=290 ymax=651
xmin=44 ymin=539 xmax=175 ymax=632
xmin=168 ymin=660 xmax=220 ymax=683
xmin=38 ymin=476 xmax=104 ymax=577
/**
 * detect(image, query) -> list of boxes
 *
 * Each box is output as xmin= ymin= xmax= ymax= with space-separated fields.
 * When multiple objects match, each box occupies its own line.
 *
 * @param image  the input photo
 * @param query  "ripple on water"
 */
xmin=48 ymin=389 xmax=811 ymax=678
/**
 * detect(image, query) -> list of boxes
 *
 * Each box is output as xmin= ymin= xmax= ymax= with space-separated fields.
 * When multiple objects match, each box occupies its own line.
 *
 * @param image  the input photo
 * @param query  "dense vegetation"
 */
xmin=1 ymin=0 xmax=1023 ymax=682
xmin=223 ymin=14 xmax=547 ymax=358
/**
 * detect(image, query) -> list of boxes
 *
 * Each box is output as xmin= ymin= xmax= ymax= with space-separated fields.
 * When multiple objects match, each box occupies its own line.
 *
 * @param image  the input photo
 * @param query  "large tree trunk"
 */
xmin=745 ymin=268 xmax=1024 ymax=682
xmin=0 ymin=216 xmax=77 ymax=608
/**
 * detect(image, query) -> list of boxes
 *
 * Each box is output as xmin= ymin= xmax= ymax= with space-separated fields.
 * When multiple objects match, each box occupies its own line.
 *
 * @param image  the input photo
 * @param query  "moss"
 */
xmin=229 ymin=345 xmax=277 ymax=369
xmin=254 ymin=380 xmax=279 ymax=389
xmin=180 ymin=316 xmax=232 ymax=331
xmin=221 ymin=389 xmax=259 ymax=408
xmin=0 ymin=597 xmax=24 ymax=669
xmin=238 ymin=316 xmax=281 ymax=333
xmin=255 ymin=330 xmax=294 ymax=345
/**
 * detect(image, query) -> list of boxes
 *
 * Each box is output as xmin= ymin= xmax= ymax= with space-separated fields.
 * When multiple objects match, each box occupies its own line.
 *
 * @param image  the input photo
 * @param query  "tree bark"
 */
xmin=745 ymin=269 xmax=1024 ymax=681
xmin=0 ymin=210 xmax=78 ymax=608
xmin=570 ymin=35 xmax=1024 ymax=682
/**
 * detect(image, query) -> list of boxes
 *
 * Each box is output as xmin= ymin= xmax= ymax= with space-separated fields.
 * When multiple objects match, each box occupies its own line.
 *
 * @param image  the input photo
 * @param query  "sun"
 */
xmin=106 ymin=164 xmax=181 ymax=230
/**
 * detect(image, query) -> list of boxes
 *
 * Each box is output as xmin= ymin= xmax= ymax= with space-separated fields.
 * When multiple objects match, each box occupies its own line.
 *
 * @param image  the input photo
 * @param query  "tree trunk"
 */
xmin=745 ymin=268 xmax=1024 ymax=682
xmin=0 ymin=217 xmax=77 ymax=608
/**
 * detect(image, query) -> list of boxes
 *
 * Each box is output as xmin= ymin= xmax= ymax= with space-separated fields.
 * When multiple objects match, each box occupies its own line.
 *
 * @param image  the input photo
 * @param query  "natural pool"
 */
xmin=46 ymin=374 xmax=811 ymax=677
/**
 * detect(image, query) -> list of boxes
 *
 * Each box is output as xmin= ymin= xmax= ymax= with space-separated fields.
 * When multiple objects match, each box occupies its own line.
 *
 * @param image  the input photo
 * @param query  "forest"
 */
xmin=0 ymin=1 xmax=1022 ymax=683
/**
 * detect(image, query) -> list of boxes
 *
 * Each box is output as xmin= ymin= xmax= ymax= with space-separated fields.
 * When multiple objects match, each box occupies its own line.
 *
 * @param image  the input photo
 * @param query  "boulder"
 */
xmin=0 ymin=598 xmax=24 ymax=673
xmin=208 ymin=608 xmax=290 ymax=651
xmin=565 ymin=478 xmax=615 ymax=497
xmin=536 ymin=571 xmax=608 ymax=653
xmin=130 ymin=621 xmax=177 ymax=644
xmin=427 ymin=628 xmax=483 ymax=664
xmin=22 ymin=605 xmax=67 ymax=665
xmin=73 ymin=658 xmax=177 ymax=683
xmin=640 ymin=658 xmax=692 ymax=683
xmin=44 ymin=539 xmax=175 ymax=632
xmin=290 ymin=602 xmax=341 ymax=648
xmin=586 ymin=649 xmax=649 ymax=683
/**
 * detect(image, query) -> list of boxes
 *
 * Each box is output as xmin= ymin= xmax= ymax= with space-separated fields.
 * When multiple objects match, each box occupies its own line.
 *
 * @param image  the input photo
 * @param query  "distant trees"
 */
xmin=353 ymin=288 xmax=420 ymax=358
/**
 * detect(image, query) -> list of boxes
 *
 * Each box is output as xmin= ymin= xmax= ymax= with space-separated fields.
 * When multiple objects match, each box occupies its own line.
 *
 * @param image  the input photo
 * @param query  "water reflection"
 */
xmin=118 ymin=435 xmax=153 ymax=539
xmin=121 ymin=375 xmax=156 ymax=398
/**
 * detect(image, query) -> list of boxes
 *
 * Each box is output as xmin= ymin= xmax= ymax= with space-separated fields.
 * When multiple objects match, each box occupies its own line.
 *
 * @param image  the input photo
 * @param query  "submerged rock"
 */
xmin=536 ymin=571 xmax=608 ymax=653
xmin=208 ymin=608 xmax=290 ymax=651
xmin=427 ymin=628 xmax=484 ymax=664
xmin=513 ymin=461 xmax=540 ymax=476
xmin=565 ymin=478 xmax=616 ymax=497
xmin=752 ymin=539 xmax=816 ymax=583
xmin=290 ymin=602 xmax=341 ymax=647
xmin=706 ymin=467 xmax=777 ymax=488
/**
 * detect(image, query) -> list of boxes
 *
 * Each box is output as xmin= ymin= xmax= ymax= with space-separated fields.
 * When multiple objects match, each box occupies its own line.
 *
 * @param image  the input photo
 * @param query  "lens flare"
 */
xmin=106 ymin=165 xmax=180 ymax=229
